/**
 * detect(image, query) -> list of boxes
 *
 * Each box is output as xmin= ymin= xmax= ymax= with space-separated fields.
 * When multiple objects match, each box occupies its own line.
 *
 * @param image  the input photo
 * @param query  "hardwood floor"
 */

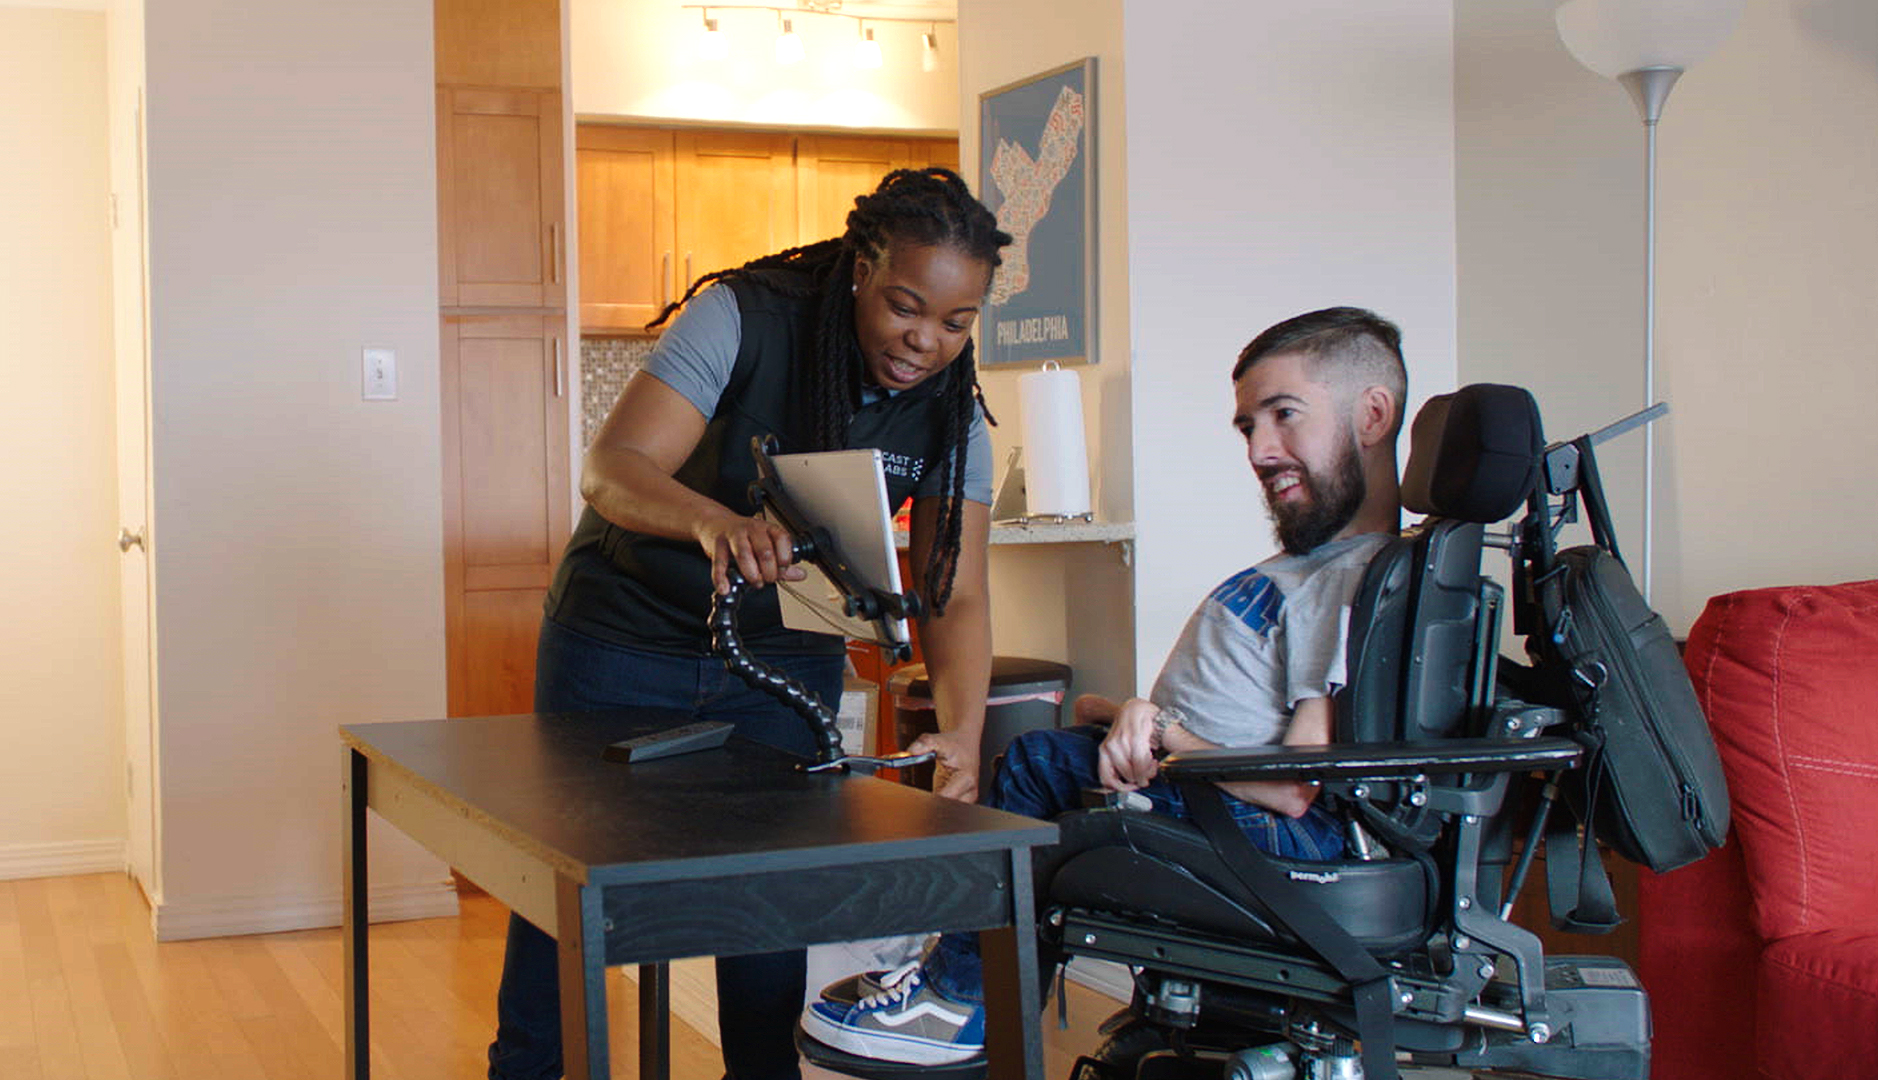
xmin=2 ymin=873 xmax=1125 ymax=1080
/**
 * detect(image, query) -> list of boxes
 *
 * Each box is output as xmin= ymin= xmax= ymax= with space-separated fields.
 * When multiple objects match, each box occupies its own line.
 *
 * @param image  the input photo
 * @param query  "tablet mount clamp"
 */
xmin=709 ymin=435 xmax=937 ymax=774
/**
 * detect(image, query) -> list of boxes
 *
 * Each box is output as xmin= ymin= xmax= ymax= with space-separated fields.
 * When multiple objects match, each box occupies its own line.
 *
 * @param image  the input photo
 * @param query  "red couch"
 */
xmin=1639 ymin=580 xmax=1878 ymax=1080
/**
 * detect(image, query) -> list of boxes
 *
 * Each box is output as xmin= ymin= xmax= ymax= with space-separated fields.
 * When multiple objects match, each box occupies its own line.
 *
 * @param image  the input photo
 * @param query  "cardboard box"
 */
xmin=836 ymin=675 xmax=879 ymax=758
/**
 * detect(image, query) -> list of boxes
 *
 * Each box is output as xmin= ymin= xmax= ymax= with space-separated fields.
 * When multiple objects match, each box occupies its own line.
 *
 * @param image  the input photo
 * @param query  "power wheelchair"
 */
xmin=723 ymin=384 xmax=1712 ymax=1080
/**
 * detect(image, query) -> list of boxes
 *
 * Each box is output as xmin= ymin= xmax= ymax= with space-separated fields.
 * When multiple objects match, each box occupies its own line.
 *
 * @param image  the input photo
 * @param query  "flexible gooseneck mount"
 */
xmin=708 ymin=436 xmax=935 ymax=774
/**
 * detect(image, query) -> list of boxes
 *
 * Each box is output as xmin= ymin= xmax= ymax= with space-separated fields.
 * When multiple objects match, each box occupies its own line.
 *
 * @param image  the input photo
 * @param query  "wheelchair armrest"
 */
xmin=1159 ymin=736 xmax=1581 ymax=784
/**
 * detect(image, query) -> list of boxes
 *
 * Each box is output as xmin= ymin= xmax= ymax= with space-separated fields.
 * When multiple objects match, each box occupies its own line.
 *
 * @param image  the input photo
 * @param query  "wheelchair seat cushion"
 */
xmin=1042 ymin=810 xmax=1431 ymax=957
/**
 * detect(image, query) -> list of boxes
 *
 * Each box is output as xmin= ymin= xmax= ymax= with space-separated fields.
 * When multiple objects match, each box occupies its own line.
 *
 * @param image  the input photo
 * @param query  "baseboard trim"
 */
xmin=0 ymin=839 xmax=125 ymax=882
xmin=1065 ymin=957 xmax=1132 ymax=1002
xmin=153 ymin=878 xmax=459 ymax=941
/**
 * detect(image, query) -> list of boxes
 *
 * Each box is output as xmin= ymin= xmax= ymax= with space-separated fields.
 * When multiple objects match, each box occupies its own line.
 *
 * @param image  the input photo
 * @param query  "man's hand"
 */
xmin=1097 ymin=698 xmax=1163 ymax=791
xmin=906 ymin=729 xmax=980 ymax=803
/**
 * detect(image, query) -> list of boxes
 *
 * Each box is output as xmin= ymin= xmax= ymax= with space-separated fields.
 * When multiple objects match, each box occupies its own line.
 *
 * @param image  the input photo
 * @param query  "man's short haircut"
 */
xmin=1232 ymin=306 xmax=1408 ymax=437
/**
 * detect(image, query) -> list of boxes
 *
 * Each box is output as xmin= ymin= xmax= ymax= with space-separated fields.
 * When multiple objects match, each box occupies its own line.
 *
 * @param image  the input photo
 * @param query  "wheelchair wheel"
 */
xmin=1082 ymin=1017 xmax=1177 ymax=1080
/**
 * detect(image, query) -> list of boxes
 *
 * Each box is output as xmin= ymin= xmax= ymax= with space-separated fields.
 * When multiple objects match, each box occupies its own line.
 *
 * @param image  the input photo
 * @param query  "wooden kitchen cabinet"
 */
xmin=673 ymin=131 xmax=799 ymax=297
xmin=440 ymin=314 xmax=572 ymax=717
xmin=438 ymin=86 xmax=565 ymax=309
xmin=796 ymin=136 xmax=923 ymax=242
xmin=577 ymin=128 xmax=959 ymax=334
xmin=576 ymin=126 xmax=675 ymax=333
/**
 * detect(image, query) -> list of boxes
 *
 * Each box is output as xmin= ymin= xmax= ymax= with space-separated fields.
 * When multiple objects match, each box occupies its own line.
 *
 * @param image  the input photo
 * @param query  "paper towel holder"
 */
xmin=991 ymin=445 xmax=1095 ymax=526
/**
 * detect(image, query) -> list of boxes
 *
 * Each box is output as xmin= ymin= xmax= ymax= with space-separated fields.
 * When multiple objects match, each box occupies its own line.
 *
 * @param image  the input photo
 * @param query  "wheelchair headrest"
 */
xmin=1401 ymin=384 xmax=1543 ymax=523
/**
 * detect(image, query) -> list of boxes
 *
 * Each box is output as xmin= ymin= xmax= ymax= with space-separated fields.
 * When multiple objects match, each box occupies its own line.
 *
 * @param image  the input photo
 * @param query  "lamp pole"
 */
xmin=1554 ymin=0 xmax=1743 ymax=607
xmin=1616 ymin=65 xmax=1682 ymax=603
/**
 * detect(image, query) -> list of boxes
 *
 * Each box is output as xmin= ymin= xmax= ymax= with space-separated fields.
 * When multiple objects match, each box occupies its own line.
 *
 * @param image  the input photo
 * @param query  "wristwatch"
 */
xmin=1152 ymin=705 xmax=1186 ymax=741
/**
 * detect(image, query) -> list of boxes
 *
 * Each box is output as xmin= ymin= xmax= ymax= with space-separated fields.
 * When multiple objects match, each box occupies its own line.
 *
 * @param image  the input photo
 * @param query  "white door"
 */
xmin=115 ymin=84 xmax=157 ymax=900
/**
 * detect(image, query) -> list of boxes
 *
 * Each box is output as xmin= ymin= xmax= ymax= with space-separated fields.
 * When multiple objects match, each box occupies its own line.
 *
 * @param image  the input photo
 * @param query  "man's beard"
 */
xmin=1264 ymin=436 xmax=1366 ymax=556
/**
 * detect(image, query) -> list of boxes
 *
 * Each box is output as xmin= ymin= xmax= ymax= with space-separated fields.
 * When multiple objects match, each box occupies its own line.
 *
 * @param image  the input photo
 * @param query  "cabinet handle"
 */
xmin=662 ymin=251 xmax=672 ymax=307
xmin=548 ymin=224 xmax=560 ymax=285
xmin=685 ymin=252 xmax=693 ymax=292
xmin=552 ymin=336 xmax=564 ymax=398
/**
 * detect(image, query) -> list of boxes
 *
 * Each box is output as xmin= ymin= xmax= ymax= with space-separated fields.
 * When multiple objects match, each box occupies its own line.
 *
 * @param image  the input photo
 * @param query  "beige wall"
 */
xmin=142 ymin=0 xmax=453 ymax=936
xmin=960 ymin=0 xmax=1137 ymax=701
xmin=574 ymin=0 xmax=959 ymax=131
xmin=1122 ymin=2 xmax=1460 ymax=681
xmin=1456 ymin=0 xmax=1878 ymax=633
xmin=0 ymin=6 xmax=126 ymax=879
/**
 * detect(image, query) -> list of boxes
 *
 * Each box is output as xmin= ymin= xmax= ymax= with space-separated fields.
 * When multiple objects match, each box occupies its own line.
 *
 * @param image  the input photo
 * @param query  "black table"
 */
xmin=341 ymin=711 xmax=1059 ymax=1080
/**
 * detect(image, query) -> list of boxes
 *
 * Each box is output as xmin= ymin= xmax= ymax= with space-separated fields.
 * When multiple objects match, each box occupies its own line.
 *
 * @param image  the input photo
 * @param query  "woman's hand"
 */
xmin=695 ymin=513 xmax=807 ymax=595
xmin=906 ymin=729 xmax=980 ymax=803
xmin=1097 ymin=698 xmax=1163 ymax=792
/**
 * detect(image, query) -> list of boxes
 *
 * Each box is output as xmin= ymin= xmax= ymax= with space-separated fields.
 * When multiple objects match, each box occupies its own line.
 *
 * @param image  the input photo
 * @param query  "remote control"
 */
xmin=602 ymin=720 xmax=734 ymax=763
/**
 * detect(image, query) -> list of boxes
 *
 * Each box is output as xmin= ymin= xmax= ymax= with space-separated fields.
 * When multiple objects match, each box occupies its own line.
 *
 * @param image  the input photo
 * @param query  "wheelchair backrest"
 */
xmin=1337 ymin=385 xmax=1544 ymax=745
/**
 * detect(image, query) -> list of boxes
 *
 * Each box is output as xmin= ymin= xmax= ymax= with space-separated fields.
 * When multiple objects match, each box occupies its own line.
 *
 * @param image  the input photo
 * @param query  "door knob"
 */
xmin=118 ymin=527 xmax=145 ymax=553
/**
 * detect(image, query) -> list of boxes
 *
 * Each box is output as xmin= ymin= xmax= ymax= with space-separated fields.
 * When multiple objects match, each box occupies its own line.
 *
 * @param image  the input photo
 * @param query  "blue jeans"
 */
xmin=922 ymin=724 xmax=1346 ymax=1006
xmin=488 ymin=616 xmax=845 ymax=1080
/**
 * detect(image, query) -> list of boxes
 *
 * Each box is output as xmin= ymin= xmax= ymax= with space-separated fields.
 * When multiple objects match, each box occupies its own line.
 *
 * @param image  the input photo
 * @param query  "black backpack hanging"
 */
xmin=1527 ymin=430 xmax=1730 ymax=931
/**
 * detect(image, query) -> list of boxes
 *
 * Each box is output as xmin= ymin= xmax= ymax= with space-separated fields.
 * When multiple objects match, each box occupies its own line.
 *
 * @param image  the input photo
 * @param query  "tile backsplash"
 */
xmin=579 ymin=336 xmax=655 ymax=447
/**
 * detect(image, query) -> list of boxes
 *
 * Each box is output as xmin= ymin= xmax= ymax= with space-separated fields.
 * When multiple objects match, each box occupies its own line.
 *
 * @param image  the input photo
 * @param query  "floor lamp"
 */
xmin=1555 ymin=0 xmax=1744 ymax=602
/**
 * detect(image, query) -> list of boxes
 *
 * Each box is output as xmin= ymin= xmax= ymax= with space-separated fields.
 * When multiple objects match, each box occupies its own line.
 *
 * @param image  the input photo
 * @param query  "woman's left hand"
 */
xmin=906 ymin=729 xmax=980 ymax=803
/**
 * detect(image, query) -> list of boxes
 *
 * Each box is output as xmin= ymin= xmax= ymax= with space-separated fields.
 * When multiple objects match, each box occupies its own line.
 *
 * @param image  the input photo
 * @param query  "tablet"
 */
xmin=764 ymin=448 xmax=911 ymax=649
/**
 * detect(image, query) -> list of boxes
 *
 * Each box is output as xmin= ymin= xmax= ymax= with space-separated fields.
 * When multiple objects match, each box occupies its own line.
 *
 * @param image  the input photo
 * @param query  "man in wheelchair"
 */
xmin=793 ymin=307 xmax=1710 ymax=1080
xmin=802 ymin=306 xmax=1414 ymax=1066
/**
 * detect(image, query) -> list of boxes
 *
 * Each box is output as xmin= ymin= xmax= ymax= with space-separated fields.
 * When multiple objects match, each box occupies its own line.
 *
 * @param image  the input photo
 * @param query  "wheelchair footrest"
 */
xmin=795 ymin=1023 xmax=987 ymax=1080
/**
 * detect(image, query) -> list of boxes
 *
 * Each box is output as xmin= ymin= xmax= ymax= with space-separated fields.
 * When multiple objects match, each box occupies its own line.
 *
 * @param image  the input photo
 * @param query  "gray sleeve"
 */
xmin=912 ymin=401 xmax=993 ymax=505
xmin=1279 ymin=574 xmax=1360 ymax=709
xmin=640 ymin=285 xmax=741 ymax=418
xmin=1148 ymin=578 xmax=1290 ymax=747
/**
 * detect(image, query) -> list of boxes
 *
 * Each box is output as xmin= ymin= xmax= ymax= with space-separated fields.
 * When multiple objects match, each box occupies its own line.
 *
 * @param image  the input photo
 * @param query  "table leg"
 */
xmin=640 ymin=963 xmax=671 ymax=1080
xmin=557 ymin=875 xmax=611 ymax=1080
xmin=343 ymin=748 xmax=369 ymax=1079
xmin=980 ymin=848 xmax=1044 ymax=1080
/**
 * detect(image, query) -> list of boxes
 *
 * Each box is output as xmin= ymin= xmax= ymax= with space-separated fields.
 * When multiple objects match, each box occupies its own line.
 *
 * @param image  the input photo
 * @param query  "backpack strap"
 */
xmin=1178 ymin=781 xmax=1399 ymax=1080
xmin=1543 ymin=730 xmax=1623 ymax=934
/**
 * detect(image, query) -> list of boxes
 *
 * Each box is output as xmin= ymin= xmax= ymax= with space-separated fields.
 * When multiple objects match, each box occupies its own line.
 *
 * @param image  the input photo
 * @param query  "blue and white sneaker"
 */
xmin=801 ymin=961 xmax=986 ymax=1065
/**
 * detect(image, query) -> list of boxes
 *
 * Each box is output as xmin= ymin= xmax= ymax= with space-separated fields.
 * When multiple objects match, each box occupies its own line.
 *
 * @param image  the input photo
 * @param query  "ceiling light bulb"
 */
xmin=775 ymin=18 xmax=804 ymax=64
xmin=921 ymin=30 xmax=938 ymax=72
xmin=698 ymin=15 xmax=728 ymax=61
xmin=854 ymin=26 xmax=882 ymax=69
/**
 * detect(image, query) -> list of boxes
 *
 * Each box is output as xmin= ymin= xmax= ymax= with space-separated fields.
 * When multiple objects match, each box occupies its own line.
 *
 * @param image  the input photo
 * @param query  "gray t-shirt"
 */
xmin=1149 ymin=532 xmax=1392 ymax=747
xmin=644 ymin=285 xmax=994 ymax=504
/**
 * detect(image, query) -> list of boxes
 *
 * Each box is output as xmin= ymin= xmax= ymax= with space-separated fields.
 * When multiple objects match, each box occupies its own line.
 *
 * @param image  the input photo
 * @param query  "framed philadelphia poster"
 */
xmin=977 ymin=57 xmax=1096 ymax=367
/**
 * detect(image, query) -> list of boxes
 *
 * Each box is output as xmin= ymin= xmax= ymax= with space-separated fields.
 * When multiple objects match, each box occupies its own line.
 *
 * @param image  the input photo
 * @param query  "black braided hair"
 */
xmin=645 ymin=167 xmax=1012 ymax=616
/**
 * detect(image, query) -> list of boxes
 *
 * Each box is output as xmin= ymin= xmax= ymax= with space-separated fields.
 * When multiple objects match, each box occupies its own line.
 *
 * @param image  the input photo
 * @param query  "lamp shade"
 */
xmin=1555 ymin=0 xmax=1744 ymax=78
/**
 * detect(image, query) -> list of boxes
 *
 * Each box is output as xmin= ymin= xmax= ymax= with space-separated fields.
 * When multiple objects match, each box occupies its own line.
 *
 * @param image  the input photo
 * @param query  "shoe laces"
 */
xmin=860 ymin=961 xmax=924 ymax=1008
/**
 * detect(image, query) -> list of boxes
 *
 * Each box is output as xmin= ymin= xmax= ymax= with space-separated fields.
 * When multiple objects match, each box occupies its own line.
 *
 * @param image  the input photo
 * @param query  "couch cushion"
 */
xmin=1684 ymin=581 xmax=1878 ymax=939
xmin=1756 ymin=930 xmax=1878 ymax=1079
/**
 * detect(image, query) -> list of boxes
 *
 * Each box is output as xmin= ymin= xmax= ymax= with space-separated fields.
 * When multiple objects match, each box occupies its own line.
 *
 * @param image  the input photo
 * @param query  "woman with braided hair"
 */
xmin=486 ymin=168 xmax=1011 ymax=1080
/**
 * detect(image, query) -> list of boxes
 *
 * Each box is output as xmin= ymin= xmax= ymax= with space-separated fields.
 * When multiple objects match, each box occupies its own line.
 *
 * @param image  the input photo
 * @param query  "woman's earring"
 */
xmin=851 ymin=283 xmax=858 ymax=294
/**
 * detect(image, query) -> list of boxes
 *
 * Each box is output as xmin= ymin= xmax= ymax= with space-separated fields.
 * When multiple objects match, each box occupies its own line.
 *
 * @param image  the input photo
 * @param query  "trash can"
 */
xmin=889 ymin=656 xmax=1073 ymax=794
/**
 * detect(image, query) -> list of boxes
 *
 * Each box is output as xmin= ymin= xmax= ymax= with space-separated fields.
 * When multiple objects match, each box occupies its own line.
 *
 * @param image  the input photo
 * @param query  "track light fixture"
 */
xmin=697 ymin=8 xmax=728 ymax=60
xmin=853 ymin=24 xmax=882 ymax=69
xmin=921 ymin=25 xmax=939 ymax=73
xmin=678 ymin=4 xmax=955 ymax=71
xmin=775 ymin=12 xmax=804 ymax=64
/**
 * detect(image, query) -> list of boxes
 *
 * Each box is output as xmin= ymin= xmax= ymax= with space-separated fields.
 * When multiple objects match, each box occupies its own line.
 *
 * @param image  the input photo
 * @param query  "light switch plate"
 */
xmin=362 ymin=347 xmax=397 ymax=401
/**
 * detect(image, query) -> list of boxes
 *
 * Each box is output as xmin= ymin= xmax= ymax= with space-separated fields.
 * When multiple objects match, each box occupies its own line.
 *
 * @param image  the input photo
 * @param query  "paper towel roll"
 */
xmin=1018 ymin=361 xmax=1091 ymax=517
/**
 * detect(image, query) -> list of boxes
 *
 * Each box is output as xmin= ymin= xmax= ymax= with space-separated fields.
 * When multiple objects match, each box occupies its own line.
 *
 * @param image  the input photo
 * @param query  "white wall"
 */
xmin=574 ymin=0 xmax=959 ymax=131
xmin=1456 ymin=0 xmax=1878 ymax=633
xmin=960 ymin=0 xmax=1137 ymax=701
xmin=1122 ymin=3 xmax=1460 ymax=679
xmin=0 ymin=5 xmax=126 ymax=880
xmin=142 ymin=0 xmax=454 ymax=937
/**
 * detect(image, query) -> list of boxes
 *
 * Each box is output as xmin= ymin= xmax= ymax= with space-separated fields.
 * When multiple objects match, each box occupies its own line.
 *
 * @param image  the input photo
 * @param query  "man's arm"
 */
xmin=1097 ymin=697 xmax=1331 ymax=819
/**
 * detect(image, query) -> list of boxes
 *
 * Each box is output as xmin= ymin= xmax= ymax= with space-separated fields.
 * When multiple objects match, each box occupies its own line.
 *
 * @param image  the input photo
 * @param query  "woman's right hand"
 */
xmin=696 ymin=513 xmax=808 ymax=594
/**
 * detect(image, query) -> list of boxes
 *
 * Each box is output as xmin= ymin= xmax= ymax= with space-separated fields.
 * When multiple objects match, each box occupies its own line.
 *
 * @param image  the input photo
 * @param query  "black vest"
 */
xmin=545 ymin=273 xmax=957 ymax=656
